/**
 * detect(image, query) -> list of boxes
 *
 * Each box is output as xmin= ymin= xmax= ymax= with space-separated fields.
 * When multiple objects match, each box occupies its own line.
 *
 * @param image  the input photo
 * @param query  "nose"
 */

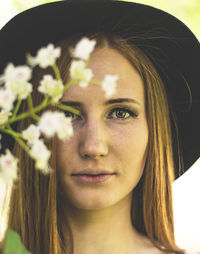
xmin=79 ymin=117 xmax=108 ymax=160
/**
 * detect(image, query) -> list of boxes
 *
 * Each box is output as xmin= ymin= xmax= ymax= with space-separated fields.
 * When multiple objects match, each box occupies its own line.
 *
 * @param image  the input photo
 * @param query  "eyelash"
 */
xmin=108 ymin=107 xmax=137 ymax=120
xmin=64 ymin=107 xmax=137 ymax=121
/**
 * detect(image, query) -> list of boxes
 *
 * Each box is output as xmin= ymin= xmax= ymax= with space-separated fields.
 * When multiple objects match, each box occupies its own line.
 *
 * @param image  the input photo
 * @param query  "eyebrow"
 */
xmin=61 ymin=98 xmax=140 ymax=107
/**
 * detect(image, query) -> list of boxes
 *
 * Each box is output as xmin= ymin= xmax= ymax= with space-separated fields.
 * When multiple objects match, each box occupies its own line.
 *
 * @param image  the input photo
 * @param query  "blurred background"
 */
xmin=0 ymin=0 xmax=200 ymax=252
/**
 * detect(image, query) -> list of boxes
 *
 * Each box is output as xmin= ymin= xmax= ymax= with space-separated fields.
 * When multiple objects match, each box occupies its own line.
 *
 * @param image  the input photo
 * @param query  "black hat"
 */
xmin=0 ymin=0 xmax=199 ymax=177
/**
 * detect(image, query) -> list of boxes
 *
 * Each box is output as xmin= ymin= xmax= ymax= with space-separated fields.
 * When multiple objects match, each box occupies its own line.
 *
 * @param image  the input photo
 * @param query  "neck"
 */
xmin=61 ymin=193 xmax=147 ymax=254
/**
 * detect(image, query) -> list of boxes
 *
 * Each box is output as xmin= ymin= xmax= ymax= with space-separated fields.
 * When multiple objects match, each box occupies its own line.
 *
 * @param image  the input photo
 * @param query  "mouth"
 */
xmin=71 ymin=173 xmax=115 ymax=184
xmin=72 ymin=168 xmax=115 ymax=176
xmin=72 ymin=173 xmax=115 ymax=176
xmin=71 ymin=169 xmax=116 ymax=184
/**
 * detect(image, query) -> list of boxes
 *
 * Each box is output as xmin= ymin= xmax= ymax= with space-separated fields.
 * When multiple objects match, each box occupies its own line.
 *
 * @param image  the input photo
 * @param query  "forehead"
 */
xmin=62 ymin=46 xmax=145 ymax=105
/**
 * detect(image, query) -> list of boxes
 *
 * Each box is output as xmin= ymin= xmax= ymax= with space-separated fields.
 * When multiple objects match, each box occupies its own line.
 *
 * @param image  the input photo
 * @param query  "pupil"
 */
xmin=117 ymin=110 xmax=125 ymax=118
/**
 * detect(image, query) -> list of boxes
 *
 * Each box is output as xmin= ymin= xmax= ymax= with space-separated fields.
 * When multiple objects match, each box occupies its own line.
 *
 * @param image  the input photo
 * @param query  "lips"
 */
xmin=71 ymin=170 xmax=116 ymax=184
xmin=71 ymin=168 xmax=115 ymax=176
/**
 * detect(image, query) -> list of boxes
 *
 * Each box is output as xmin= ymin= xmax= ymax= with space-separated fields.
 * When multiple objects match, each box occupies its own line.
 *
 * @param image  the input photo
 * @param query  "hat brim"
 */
xmin=0 ymin=0 xmax=199 ymax=177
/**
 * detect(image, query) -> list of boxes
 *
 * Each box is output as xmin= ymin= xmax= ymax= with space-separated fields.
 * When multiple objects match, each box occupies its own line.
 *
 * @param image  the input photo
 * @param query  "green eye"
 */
xmin=109 ymin=107 xmax=137 ymax=120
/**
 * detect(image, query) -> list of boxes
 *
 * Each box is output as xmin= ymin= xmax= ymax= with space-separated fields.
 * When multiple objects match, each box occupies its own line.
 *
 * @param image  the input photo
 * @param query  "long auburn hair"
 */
xmin=1 ymin=33 xmax=184 ymax=254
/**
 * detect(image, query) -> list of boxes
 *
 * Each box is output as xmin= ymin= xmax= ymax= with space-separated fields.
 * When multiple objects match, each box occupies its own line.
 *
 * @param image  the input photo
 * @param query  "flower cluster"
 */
xmin=0 ymin=149 xmax=18 ymax=185
xmin=0 ymin=63 xmax=32 ymax=118
xmin=69 ymin=37 xmax=118 ymax=95
xmin=27 ymin=43 xmax=61 ymax=68
xmin=0 ymin=37 xmax=118 ymax=185
xmin=38 ymin=75 xmax=64 ymax=102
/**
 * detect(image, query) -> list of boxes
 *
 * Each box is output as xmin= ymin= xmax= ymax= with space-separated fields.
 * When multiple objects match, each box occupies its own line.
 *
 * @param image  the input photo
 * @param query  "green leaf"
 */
xmin=3 ymin=229 xmax=32 ymax=254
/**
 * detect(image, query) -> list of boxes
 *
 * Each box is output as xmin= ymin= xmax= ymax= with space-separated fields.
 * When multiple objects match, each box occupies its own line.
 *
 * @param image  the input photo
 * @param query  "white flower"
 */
xmin=2 ymin=63 xmax=33 ymax=100
xmin=0 ymin=149 xmax=18 ymax=185
xmin=101 ymin=74 xmax=118 ymax=98
xmin=30 ymin=139 xmax=51 ymax=172
xmin=38 ymin=111 xmax=58 ymax=138
xmin=27 ymin=44 xmax=61 ymax=68
xmin=71 ymin=37 xmax=96 ymax=60
xmin=22 ymin=124 xmax=41 ymax=146
xmin=6 ymin=80 xmax=32 ymax=100
xmin=3 ymin=63 xmax=32 ymax=84
xmin=53 ymin=112 xmax=73 ymax=140
xmin=38 ymin=75 xmax=64 ymax=102
xmin=69 ymin=60 xmax=93 ymax=87
xmin=0 ymin=88 xmax=16 ymax=111
xmin=38 ymin=111 xmax=73 ymax=140
xmin=0 ymin=109 xmax=12 ymax=125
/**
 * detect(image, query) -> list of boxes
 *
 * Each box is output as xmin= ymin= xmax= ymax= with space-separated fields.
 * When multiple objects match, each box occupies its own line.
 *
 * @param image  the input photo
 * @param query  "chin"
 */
xmin=62 ymin=188 xmax=120 ymax=211
xmin=68 ymin=195 xmax=116 ymax=210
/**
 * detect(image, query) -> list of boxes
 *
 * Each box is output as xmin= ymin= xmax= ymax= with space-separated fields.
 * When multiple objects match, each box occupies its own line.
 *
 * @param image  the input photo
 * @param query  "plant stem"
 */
xmin=90 ymin=79 xmax=101 ymax=85
xmin=52 ymin=64 xmax=61 ymax=80
xmin=63 ymin=79 xmax=77 ymax=93
xmin=31 ymin=114 xmax=40 ymax=122
xmin=27 ymin=94 xmax=33 ymax=110
xmin=54 ymin=103 xmax=80 ymax=115
xmin=15 ymin=136 xmax=30 ymax=154
xmin=7 ymin=96 xmax=50 ymax=125
xmin=0 ymin=126 xmax=29 ymax=154
xmin=12 ymin=98 xmax=22 ymax=119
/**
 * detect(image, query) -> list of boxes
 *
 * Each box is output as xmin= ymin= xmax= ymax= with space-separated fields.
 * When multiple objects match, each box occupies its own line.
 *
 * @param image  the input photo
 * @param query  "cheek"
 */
xmin=56 ymin=138 xmax=76 ymax=172
xmin=116 ymin=123 xmax=148 ymax=154
xmin=116 ymin=124 xmax=148 ymax=174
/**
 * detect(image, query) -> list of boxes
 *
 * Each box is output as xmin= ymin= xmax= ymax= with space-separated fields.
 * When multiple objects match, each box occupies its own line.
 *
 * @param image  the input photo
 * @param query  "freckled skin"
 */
xmin=56 ymin=46 xmax=149 ymax=211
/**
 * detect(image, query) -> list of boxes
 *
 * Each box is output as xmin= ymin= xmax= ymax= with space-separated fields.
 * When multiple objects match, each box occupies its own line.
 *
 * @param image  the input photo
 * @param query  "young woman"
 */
xmin=0 ymin=1 xmax=199 ymax=254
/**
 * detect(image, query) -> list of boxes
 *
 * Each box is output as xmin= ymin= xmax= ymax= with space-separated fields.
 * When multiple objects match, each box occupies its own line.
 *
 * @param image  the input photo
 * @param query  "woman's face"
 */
xmin=56 ymin=46 xmax=148 ymax=210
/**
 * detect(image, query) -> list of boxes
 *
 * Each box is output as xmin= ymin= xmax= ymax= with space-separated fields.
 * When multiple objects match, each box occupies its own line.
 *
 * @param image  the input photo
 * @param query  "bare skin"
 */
xmin=61 ymin=193 xmax=165 ymax=254
xmin=57 ymin=46 xmax=168 ymax=254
